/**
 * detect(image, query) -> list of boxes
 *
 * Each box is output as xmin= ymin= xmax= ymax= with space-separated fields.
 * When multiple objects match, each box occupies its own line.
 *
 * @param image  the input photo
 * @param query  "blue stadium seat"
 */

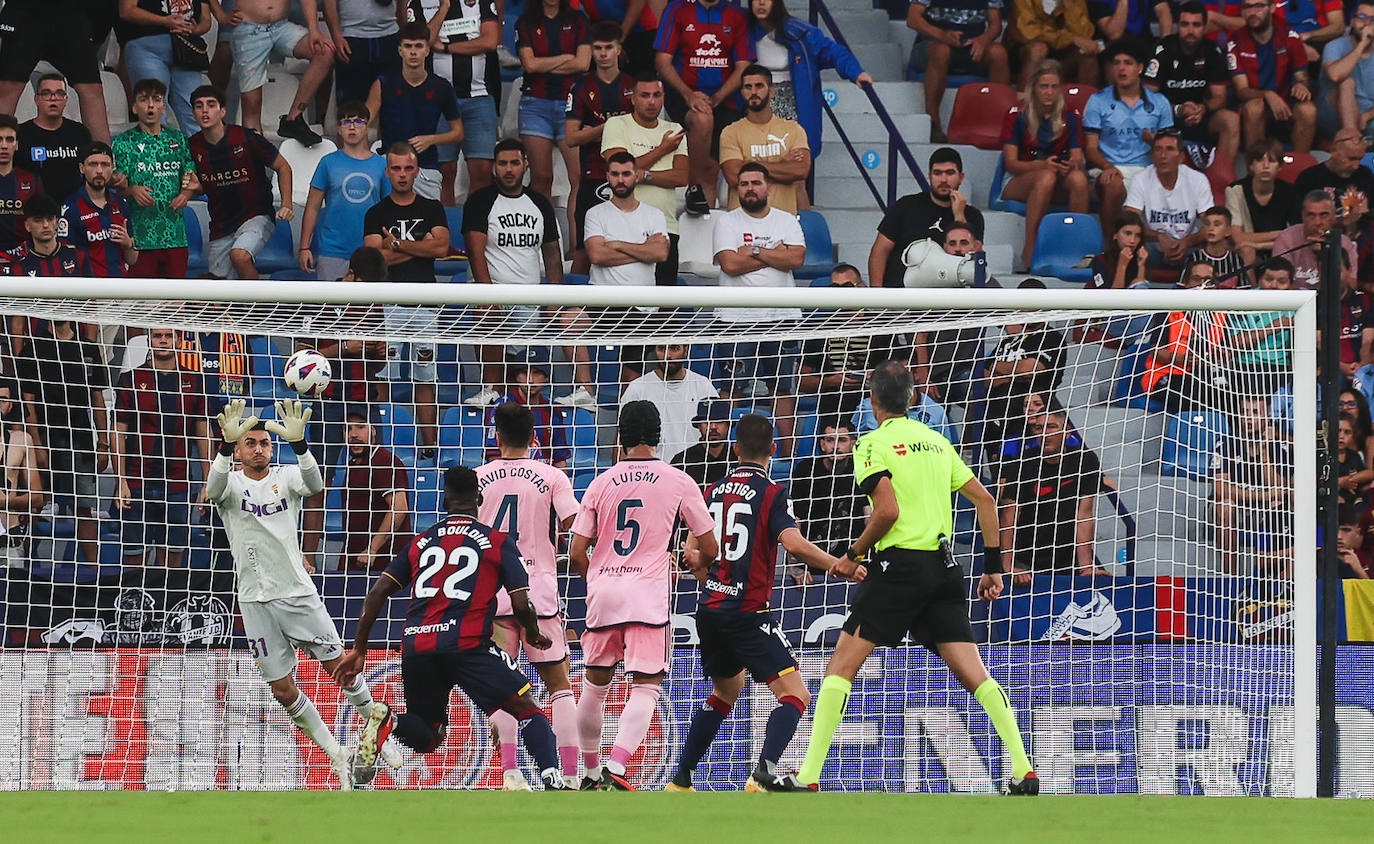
xmin=793 ymin=414 xmax=821 ymax=463
xmin=563 ymin=273 xmax=590 ymax=285
xmin=987 ymin=156 xmax=1025 ymax=215
xmin=324 ymin=460 xmax=346 ymax=537
xmin=249 ymin=336 xmax=294 ymax=400
xmin=375 ymin=403 xmax=417 ymax=466
xmin=796 ymin=210 xmax=837 ymax=280
xmin=184 ymin=206 xmax=207 ymax=275
xmin=1029 ymin=213 xmax=1101 ymax=282
xmin=593 ymin=345 xmax=621 ymax=405
xmin=1162 ymin=411 xmax=1230 ymax=481
xmin=254 ymin=220 xmax=297 ymax=273
xmin=412 ymin=468 xmax=447 ymax=533
xmin=437 ymin=405 xmax=488 ymax=467
xmin=1110 ymin=341 xmax=1165 ymax=412
xmin=566 ymin=407 xmax=600 ymax=470
xmin=444 ymin=205 xmax=466 ymax=255
xmin=269 ymin=269 xmax=313 ymax=281
xmin=434 ymin=259 xmax=469 ymax=277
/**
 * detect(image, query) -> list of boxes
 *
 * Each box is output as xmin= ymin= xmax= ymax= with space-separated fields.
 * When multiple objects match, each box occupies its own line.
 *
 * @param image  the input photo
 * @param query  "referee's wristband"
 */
xmin=982 ymin=546 xmax=1004 ymax=576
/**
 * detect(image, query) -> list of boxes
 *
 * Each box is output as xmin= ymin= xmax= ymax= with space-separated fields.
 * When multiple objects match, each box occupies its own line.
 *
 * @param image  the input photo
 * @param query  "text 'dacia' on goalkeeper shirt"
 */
xmin=853 ymin=416 xmax=973 ymax=553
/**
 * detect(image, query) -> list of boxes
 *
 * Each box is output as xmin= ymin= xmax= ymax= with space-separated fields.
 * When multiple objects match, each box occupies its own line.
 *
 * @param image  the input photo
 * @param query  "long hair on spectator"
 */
xmin=521 ymin=0 xmax=574 ymax=21
xmin=751 ymin=0 xmax=792 ymax=32
xmin=1021 ymin=60 xmax=1066 ymax=142
xmin=1341 ymin=386 xmax=1373 ymax=445
xmin=1105 ymin=210 xmax=1146 ymax=267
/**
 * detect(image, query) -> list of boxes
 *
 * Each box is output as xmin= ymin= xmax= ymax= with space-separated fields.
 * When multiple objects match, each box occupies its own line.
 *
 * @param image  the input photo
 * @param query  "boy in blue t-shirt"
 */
xmin=299 ymin=100 xmax=389 ymax=280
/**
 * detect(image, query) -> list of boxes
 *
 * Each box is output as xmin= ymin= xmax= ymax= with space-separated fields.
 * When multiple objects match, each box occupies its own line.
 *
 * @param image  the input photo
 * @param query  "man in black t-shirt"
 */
xmin=788 ymin=415 xmax=866 ymax=564
xmin=997 ymin=409 xmax=1112 ymax=581
xmin=1143 ymin=2 xmax=1239 ymax=165
xmin=16 ymin=74 xmax=93 ymax=203
xmin=982 ymin=312 xmax=1066 ymax=460
xmin=1291 ymin=128 xmax=1374 ymax=233
xmin=671 ymin=400 xmax=733 ymax=488
xmin=362 ymin=141 xmax=450 ymax=458
xmin=867 ymin=146 xmax=985 ymax=288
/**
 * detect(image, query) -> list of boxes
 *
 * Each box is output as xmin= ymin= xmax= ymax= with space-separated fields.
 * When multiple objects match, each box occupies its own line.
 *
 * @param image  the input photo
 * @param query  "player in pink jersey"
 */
xmin=570 ymin=400 xmax=718 ymax=791
xmin=478 ymin=402 xmax=582 ymax=790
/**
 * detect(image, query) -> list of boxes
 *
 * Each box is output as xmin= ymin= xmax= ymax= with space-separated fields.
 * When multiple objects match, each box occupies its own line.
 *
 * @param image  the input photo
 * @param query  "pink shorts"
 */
xmin=580 ymin=623 xmax=670 ymax=677
xmin=493 ymin=614 xmax=569 ymax=665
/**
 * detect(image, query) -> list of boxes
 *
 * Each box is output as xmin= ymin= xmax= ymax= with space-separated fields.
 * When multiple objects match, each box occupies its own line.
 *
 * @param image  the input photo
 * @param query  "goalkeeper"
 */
xmin=796 ymin=361 xmax=1039 ymax=795
xmin=209 ymin=399 xmax=401 ymax=790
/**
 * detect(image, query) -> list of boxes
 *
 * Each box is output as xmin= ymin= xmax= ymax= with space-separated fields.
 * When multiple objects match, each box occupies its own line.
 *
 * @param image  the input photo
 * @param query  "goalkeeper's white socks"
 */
xmin=342 ymin=676 xmax=375 ymax=718
xmin=285 ymin=691 xmax=343 ymax=761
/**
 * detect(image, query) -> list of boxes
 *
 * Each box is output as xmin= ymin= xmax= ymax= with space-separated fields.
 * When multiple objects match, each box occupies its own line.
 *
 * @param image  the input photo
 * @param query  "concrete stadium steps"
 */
xmin=1057 ymin=341 xmax=1126 ymax=409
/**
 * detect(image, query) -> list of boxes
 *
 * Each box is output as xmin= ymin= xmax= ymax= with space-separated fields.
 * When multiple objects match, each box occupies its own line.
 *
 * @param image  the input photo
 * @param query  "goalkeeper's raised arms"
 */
xmin=216 ymin=398 xmax=259 ymax=444
xmin=265 ymin=399 xmax=313 ymax=444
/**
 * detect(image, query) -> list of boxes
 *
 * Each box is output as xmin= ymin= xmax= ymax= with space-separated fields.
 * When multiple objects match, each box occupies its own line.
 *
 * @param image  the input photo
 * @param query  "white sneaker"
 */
xmin=464 ymin=386 xmax=501 ymax=407
xmin=497 ymin=44 xmax=521 ymax=68
xmin=332 ymin=752 xmax=356 ymax=791
xmin=502 ymin=769 xmax=533 ymax=791
xmin=380 ymin=736 xmax=404 ymax=769
xmin=554 ymin=387 xmax=597 ymax=409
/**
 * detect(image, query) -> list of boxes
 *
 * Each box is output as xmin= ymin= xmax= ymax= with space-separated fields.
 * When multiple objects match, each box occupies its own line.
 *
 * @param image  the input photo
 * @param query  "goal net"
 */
xmin=0 ymin=280 xmax=1317 ymax=795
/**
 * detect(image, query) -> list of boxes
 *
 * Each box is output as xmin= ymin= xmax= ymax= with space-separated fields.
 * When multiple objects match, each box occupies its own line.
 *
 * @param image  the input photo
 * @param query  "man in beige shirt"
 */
xmin=719 ymin=65 xmax=812 ymax=214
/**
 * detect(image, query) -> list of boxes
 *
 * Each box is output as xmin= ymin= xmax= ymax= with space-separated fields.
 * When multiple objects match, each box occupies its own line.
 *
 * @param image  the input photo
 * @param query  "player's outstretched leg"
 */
xmin=576 ymin=677 xmax=612 ymax=789
xmin=940 ymin=642 xmax=1037 ymax=795
xmin=271 ymin=677 xmax=353 ymax=791
xmin=602 ymin=679 xmax=661 ymax=791
xmin=668 ymin=693 xmax=733 ymax=791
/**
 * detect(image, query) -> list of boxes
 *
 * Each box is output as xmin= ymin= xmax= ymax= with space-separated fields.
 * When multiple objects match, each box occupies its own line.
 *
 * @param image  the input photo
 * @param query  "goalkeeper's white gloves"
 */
xmin=265 ymin=399 xmax=312 ymax=444
xmin=216 ymin=399 xmax=259 ymax=444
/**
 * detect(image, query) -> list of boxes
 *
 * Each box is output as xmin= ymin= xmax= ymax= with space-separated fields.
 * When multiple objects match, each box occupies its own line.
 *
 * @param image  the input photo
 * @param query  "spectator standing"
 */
xmin=566 ymin=22 xmax=636 ymax=273
xmin=983 ymin=308 xmax=1067 ymax=456
xmin=299 ymin=100 xmax=389 ymax=280
xmin=516 ymin=0 xmax=590 ymax=204
xmin=112 ymin=327 xmax=213 ymax=568
xmin=1226 ymin=0 xmax=1317 ymax=154
xmin=1272 ymin=191 xmax=1357 ymax=288
xmin=1321 ymin=2 xmax=1374 ymax=138
xmin=746 ymin=0 xmax=872 ymax=165
xmin=1 ymin=196 xmax=92 ymax=296
xmin=0 ymin=6 xmax=111 ymax=142
xmin=481 ymin=350 xmax=572 ymax=468
xmin=787 ymin=415 xmax=865 ymax=559
xmin=1144 ymin=2 xmax=1240 ymax=166
xmin=1225 ymin=137 xmax=1296 ymax=261
xmin=655 ymin=0 xmax=755 ymax=213
xmin=116 ymin=0 xmax=213 ymax=136
xmin=323 ymin=0 xmax=401 ymax=105
xmin=424 ymin=0 xmax=501 ymax=201
xmin=1000 ymin=59 xmax=1091 ymax=270
xmin=115 ymin=79 xmax=199 ymax=279
xmin=868 ymin=146 xmax=985 ymax=288
xmin=219 ymin=0 xmax=334 ymax=144
xmin=601 ymin=73 xmax=689 ymax=286
xmin=907 ymin=0 xmax=1011 ymax=144
xmin=16 ymin=322 xmax=105 ymax=564
xmin=16 ymin=74 xmax=94 ymax=203
xmin=1006 ymin=0 xmax=1099 ymax=86
xmin=619 ymin=342 xmax=720 ymax=463
xmin=718 ymin=65 xmax=810 ymax=214
xmin=363 ymin=142 xmax=451 ymax=457
xmin=1090 ymin=0 xmax=1171 ymax=41
xmin=1084 ymin=39 xmax=1176 ymax=239
xmin=671 ymin=399 xmax=733 ymax=487
xmin=1123 ymin=131 xmax=1215 ymax=271
xmin=0 ymin=380 xmax=42 ymax=569
xmin=60 ymin=143 xmax=140 ymax=278
xmin=1213 ymin=395 xmax=1293 ymax=574
xmin=998 ymin=408 xmax=1112 ymax=582
xmin=339 ymin=407 xmax=412 ymax=570
xmin=0 ymin=114 xmax=44 ymax=254
xmin=188 ymin=85 xmax=293 ymax=279
xmin=364 ymin=22 xmax=464 ymax=202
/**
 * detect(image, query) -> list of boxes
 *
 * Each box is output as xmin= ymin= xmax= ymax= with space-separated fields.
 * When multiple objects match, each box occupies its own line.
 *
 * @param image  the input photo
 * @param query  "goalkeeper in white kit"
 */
xmin=209 ymin=398 xmax=402 ymax=790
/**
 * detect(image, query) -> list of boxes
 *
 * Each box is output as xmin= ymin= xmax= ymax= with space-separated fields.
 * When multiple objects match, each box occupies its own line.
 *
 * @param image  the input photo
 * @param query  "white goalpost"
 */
xmin=0 ymin=279 xmax=1317 ymax=795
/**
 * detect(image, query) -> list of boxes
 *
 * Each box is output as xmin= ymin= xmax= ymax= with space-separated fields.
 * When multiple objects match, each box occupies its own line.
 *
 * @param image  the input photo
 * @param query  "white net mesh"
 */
xmin=0 ymin=283 xmax=1313 ymax=794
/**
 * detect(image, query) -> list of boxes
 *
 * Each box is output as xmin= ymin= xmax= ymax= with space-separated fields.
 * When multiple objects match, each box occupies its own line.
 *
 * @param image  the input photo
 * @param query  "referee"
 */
xmin=796 ymin=360 xmax=1039 ymax=794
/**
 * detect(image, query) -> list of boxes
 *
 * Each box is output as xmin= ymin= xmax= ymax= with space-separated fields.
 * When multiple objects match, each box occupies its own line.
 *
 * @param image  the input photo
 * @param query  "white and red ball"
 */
xmin=283 ymin=349 xmax=332 ymax=398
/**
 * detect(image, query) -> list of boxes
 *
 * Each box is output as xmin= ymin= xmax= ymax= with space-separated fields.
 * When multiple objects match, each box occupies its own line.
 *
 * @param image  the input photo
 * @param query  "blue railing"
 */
xmin=808 ymin=0 xmax=929 ymax=211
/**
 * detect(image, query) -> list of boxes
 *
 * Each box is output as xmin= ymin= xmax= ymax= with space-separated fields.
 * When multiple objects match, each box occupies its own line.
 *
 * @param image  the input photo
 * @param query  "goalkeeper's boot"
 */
xmin=579 ymin=765 xmax=608 ymax=791
xmin=503 ymin=770 xmax=534 ymax=791
xmin=745 ymin=760 xmax=812 ymax=793
xmin=380 ymin=736 xmax=405 ymax=769
xmin=1006 ymin=771 xmax=1040 ymax=796
xmin=541 ymin=769 xmax=574 ymax=791
xmin=331 ymin=751 xmax=356 ymax=791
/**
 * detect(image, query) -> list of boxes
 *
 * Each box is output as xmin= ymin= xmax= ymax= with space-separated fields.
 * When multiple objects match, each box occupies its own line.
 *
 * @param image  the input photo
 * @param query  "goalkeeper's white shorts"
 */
xmin=240 ymin=594 xmax=346 ymax=682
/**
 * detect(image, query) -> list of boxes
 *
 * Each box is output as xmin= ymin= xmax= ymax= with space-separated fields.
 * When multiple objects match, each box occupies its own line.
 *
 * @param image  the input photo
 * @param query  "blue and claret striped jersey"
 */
xmin=1 ymin=240 xmax=91 ymax=277
xmin=566 ymin=71 xmax=635 ymax=181
xmin=654 ymin=0 xmax=754 ymax=98
xmin=516 ymin=9 xmax=590 ymax=101
xmin=59 ymin=188 xmax=134 ymax=278
xmin=189 ymin=125 xmax=279 ymax=240
xmin=701 ymin=463 xmax=797 ymax=613
xmin=385 ymin=513 xmax=530 ymax=653
xmin=0 ymin=166 xmax=43 ymax=252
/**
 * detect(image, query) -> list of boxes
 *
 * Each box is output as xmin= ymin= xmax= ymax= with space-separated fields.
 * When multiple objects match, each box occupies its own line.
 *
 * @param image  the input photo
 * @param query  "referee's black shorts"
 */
xmin=842 ymin=548 xmax=974 ymax=651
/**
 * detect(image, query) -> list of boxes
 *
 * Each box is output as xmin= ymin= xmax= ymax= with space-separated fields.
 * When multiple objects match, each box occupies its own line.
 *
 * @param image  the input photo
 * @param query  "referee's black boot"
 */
xmin=1006 ymin=771 xmax=1040 ymax=795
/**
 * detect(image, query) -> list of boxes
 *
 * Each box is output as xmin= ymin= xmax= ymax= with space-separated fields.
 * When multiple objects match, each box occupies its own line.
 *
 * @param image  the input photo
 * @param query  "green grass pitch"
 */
xmin=5 ymin=793 xmax=1372 ymax=843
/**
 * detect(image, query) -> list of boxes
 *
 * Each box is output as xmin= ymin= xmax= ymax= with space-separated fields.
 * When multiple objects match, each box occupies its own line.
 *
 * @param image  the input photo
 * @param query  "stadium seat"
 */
xmin=796 ymin=210 xmax=838 ymax=280
xmin=793 ymin=413 xmax=821 ymax=463
xmin=254 ymin=220 xmax=297 ymax=274
xmin=184 ymin=207 xmax=208 ymax=275
xmin=1029 ymin=213 xmax=1101 ymax=282
xmin=564 ymin=273 xmax=590 ymax=285
xmin=1110 ymin=341 xmax=1165 ymax=412
xmin=987 ymin=156 xmax=1023 ymax=214
xmin=411 ymin=468 xmax=447 ymax=533
xmin=568 ymin=408 xmax=599 ymax=470
xmin=1277 ymin=152 xmax=1317 ymax=184
xmin=249 ymin=336 xmax=294 ymax=400
xmin=437 ymin=405 xmax=488 ymax=467
xmin=1162 ymin=411 xmax=1230 ymax=481
xmin=375 ymin=403 xmax=418 ymax=466
xmin=277 ymin=139 xmax=337 ymax=207
xmin=102 ymin=71 xmax=130 ymax=135
xmin=677 ymin=211 xmax=721 ymax=278
xmin=1202 ymin=155 xmax=1233 ymax=206
xmin=945 ymin=82 xmax=1017 ymax=150
xmin=1063 ymin=84 xmax=1097 ymax=119
xmin=443 ymin=206 xmax=466 ymax=256
xmin=434 ymin=259 xmax=470 ymax=277
xmin=269 ymin=269 xmax=312 ymax=281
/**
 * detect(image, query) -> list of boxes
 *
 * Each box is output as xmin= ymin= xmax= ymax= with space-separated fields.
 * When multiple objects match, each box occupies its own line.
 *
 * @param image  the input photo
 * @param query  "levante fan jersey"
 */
xmin=700 ymin=463 xmax=796 ymax=613
xmin=189 ymin=125 xmax=279 ymax=240
xmin=384 ymin=513 xmax=530 ymax=653
xmin=654 ymin=0 xmax=753 ymax=97
xmin=566 ymin=71 xmax=635 ymax=180
xmin=59 ymin=188 xmax=134 ymax=277
xmin=0 ymin=166 xmax=42 ymax=252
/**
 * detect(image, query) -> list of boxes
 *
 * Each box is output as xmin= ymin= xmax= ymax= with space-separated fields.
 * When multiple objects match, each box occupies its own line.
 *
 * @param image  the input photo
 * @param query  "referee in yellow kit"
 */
xmin=796 ymin=360 xmax=1039 ymax=794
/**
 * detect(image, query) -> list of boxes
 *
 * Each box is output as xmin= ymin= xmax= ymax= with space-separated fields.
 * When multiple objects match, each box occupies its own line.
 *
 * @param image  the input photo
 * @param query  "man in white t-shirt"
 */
xmin=1124 ymin=132 xmax=1215 ymax=271
xmin=602 ymin=74 xmax=689 ymax=286
xmin=619 ymin=343 xmax=721 ymax=463
xmin=711 ymin=161 xmax=806 ymax=452
xmin=584 ymin=150 xmax=670 ymax=287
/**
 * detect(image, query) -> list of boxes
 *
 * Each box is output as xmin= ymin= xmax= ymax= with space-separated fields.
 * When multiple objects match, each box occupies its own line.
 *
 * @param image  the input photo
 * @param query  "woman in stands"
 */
xmin=1084 ymin=211 xmax=1151 ymax=345
xmin=515 ymin=0 xmax=590 ymax=215
xmin=999 ymin=59 xmax=1091 ymax=272
xmin=745 ymin=0 xmax=873 ymax=171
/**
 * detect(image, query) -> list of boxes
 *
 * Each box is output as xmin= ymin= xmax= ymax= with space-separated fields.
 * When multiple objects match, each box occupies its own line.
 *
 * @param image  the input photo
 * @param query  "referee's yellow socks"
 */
xmin=974 ymin=678 xmax=1033 ymax=778
xmin=798 ymin=675 xmax=851 ymax=785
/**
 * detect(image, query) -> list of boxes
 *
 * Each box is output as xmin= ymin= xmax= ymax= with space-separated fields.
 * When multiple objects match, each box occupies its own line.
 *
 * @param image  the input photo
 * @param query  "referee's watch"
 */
xmin=843 ymin=545 xmax=863 ymax=562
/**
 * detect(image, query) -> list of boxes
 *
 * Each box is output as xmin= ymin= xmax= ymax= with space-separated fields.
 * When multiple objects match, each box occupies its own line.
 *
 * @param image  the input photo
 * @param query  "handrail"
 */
xmin=808 ymin=0 xmax=930 ymax=210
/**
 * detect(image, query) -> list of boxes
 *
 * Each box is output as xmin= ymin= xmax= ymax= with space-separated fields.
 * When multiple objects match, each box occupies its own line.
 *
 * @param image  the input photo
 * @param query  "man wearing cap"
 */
xmin=671 ymin=400 xmax=734 ymax=487
xmin=619 ymin=342 xmax=721 ymax=464
xmin=338 ymin=406 xmax=412 ymax=572
xmin=482 ymin=348 xmax=572 ymax=469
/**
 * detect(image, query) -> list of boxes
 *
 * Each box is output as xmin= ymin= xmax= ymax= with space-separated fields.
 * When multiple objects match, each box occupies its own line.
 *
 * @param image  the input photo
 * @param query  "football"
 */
xmin=283 ymin=349 xmax=332 ymax=398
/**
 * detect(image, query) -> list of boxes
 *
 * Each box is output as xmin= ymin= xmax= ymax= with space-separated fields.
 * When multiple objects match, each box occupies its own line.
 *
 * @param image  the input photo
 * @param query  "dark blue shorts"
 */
xmin=696 ymin=607 xmax=798 ymax=683
xmin=402 ymin=645 xmax=532 ymax=720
